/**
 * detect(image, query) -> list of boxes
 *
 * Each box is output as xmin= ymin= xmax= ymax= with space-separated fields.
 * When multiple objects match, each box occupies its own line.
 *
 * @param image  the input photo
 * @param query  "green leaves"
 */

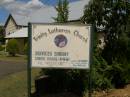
xmin=0 ymin=26 xmax=5 ymax=44
xmin=53 ymin=0 xmax=69 ymax=23
xmin=6 ymin=39 xmax=19 ymax=56
xmin=82 ymin=0 xmax=130 ymax=90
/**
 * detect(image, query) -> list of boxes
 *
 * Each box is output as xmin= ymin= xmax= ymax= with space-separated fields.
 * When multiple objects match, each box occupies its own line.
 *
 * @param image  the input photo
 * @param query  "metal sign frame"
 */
xmin=27 ymin=23 xmax=94 ymax=97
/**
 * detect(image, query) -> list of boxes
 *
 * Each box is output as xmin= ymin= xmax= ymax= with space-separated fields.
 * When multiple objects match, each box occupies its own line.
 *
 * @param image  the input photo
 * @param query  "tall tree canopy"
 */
xmin=0 ymin=26 xmax=5 ymax=44
xmin=82 ymin=0 xmax=130 ymax=64
xmin=82 ymin=0 xmax=130 ymax=89
xmin=53 ymin=0 xmax=69 ymax=23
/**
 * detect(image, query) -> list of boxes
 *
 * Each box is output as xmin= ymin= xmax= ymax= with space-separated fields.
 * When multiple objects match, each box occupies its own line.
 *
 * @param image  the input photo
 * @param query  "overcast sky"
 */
xmin=0 ymin=0 xmax=78 ymax=24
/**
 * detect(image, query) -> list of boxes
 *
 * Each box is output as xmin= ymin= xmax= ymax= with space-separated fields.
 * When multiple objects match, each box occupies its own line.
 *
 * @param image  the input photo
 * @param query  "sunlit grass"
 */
xmin=0 ymin=54 xmax=27 ymax=62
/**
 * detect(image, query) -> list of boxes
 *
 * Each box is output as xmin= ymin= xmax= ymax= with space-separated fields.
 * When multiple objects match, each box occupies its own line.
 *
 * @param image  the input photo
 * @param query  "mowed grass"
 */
xmin=0 ymin=55 xmax=27 ymax=62
xmin=0 ymin=69 xmax=41 ymax=97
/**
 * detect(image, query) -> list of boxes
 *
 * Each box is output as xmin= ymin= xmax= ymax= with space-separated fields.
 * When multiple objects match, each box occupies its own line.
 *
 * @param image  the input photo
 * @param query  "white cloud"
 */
xmin=1 ymin=0 xmax=47 ymax=16
xmin=0 ymin=0 xmax=15 ymax=5
xmin=26 ymin=0 xmax=43 ymax=7
xmin=21 ymin=0 xmax=45 ymax=15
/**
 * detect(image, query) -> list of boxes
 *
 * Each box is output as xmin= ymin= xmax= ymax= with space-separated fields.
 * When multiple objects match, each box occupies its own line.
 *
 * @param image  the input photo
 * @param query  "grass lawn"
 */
xmin=0 ymin=55 xmax=27 ymax=62
xmin=2 ymin=67 xmax=130 ymax=97
xmin=0 ymin=69 xmax=41 ymax=97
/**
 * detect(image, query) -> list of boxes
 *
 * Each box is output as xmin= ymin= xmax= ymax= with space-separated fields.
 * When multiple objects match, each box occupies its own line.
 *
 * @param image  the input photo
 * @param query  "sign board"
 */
xmin=30 ymin=24 xmax=91 ymax=69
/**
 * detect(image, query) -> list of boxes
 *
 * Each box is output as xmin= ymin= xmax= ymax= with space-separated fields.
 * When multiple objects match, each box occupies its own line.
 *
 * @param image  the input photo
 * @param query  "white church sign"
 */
xmin=30 ymin=23 xmax=91 ymax=69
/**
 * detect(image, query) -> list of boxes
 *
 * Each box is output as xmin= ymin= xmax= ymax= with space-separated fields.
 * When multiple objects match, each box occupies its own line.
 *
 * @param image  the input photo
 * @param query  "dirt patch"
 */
xmin=93 ymin=84 xmax=130 ymax=97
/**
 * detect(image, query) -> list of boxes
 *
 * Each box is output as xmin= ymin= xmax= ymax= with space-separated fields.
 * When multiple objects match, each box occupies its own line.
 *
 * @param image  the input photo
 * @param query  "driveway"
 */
xmin=0 ymin=60 xmax=27 ymax=79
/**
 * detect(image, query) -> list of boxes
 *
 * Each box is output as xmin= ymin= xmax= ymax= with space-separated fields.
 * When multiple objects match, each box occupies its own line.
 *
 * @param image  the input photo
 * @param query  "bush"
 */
xmin=92 ymin=54 xmax=112 ymax=91
xmin=0 ymin=45 xmax=5 ymax=51
xmin=0 ymin=35 xmax=5 ymax=44
xmin=41 ymin=69 xmax=89 ymax=96
xmin=24 ymin=42 xmax=28 ymax=55
xmin=40 ymin=49 xmax=112 ymax=95
xmin=6 ymin=39 xmax=19 ymax=56
xmin=105 ymin=62 xmax=129 ymax=88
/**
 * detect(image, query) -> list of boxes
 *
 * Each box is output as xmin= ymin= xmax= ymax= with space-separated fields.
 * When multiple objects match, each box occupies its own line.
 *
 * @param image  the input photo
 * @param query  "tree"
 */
xmin=24 ymin=42 xmax=28 ymax=55
xmin=6 ymin=39 xmax=19 ymax=56
xmin=82 ymin=0 xmax=130 ymax=89
xmin=82 ymin=0 xmax=130 ymax=64
xmin=53 ymin=0 xmax=69 ymax=23
xmin=0 ymin=26 xmax=5 ymax=44
xmin=63 ymin=0 xmax=69 ymax=22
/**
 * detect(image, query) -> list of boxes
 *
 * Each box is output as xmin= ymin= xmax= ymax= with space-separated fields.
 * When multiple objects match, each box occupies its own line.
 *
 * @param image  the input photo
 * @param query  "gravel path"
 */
xmin=0 ymin=60 xmax=27 ymax=79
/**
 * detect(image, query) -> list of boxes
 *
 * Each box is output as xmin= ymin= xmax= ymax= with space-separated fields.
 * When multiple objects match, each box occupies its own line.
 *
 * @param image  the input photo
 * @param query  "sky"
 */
xmin=0 ymin=0 xmax=78 ymax=25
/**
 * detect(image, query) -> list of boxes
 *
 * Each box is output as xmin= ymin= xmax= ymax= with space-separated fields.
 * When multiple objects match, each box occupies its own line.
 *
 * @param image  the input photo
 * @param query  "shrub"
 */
xmin=105 ymin=62 xmax=129 ymax=88
xmin=24 ymin=42 xmax=28 ymax=55
xmin=0 ymin=35 xmax=5 ymax=44
xmin=41 ymin=69 xmax=89 ymax=96
xmin=92 ymin=54 xmax=112 ymax=91
xmin=6 ymin=39 xmax=19 ymax=56
xmin=0 ymin=45 xmax=5 ymax=51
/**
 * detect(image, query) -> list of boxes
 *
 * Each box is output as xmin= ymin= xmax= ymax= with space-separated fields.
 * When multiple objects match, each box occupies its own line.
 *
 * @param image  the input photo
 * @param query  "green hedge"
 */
xmin=6 ymin=39 xmax=19 ymax=56
xmin=0 ymin=45 xmax=5 ymax=51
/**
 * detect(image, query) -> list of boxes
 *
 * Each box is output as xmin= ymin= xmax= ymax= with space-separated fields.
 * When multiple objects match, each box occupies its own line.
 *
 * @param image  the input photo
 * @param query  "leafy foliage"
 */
xmin=82 ymin=0 xmax=130 ymax=58
xmin=82 ymin=0 xmax=130 ymax=91
xmin=92 ymin=49 xmax=112 ymax=90
xmin=40 ymin=0 xmax=130 ymax=95
xmin=42 ymin=69 xmax=89 ymax=95
xmin=0 ymin=36 xmax=5 ymax=44
xmin=0 ymin=45 xmax=5 ymax=51
xmin=6 ymin=39 xmax=19 ymax=56
xmin=24 ymin=42 xmax=28 ymax=55
xmin=53 ymin=0 xmax=69 ymax=23
xmin=0 ymin=26 xmax=5 ymax=44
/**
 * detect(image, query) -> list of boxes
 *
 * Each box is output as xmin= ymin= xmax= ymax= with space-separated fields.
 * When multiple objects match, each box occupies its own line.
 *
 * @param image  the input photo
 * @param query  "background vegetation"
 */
xmin=0 ymin=26 xmax=5 ymax=45
xmin=6 ymin=39 xmax=19 ymax=56
xmin=83 ymin=0 xmax=130 ymax=90
xmin=40 ymin=0 xmax=130 ymax=96
xmin=0 ymin=0 xmax=130 ymax=97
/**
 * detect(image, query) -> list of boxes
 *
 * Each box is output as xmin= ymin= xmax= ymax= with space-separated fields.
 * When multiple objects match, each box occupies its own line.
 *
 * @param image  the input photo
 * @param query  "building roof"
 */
xmin=5 ymin=28 xmax=28 ymax=38
xmin=4 ymin=14 xmax=17 ymax=28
